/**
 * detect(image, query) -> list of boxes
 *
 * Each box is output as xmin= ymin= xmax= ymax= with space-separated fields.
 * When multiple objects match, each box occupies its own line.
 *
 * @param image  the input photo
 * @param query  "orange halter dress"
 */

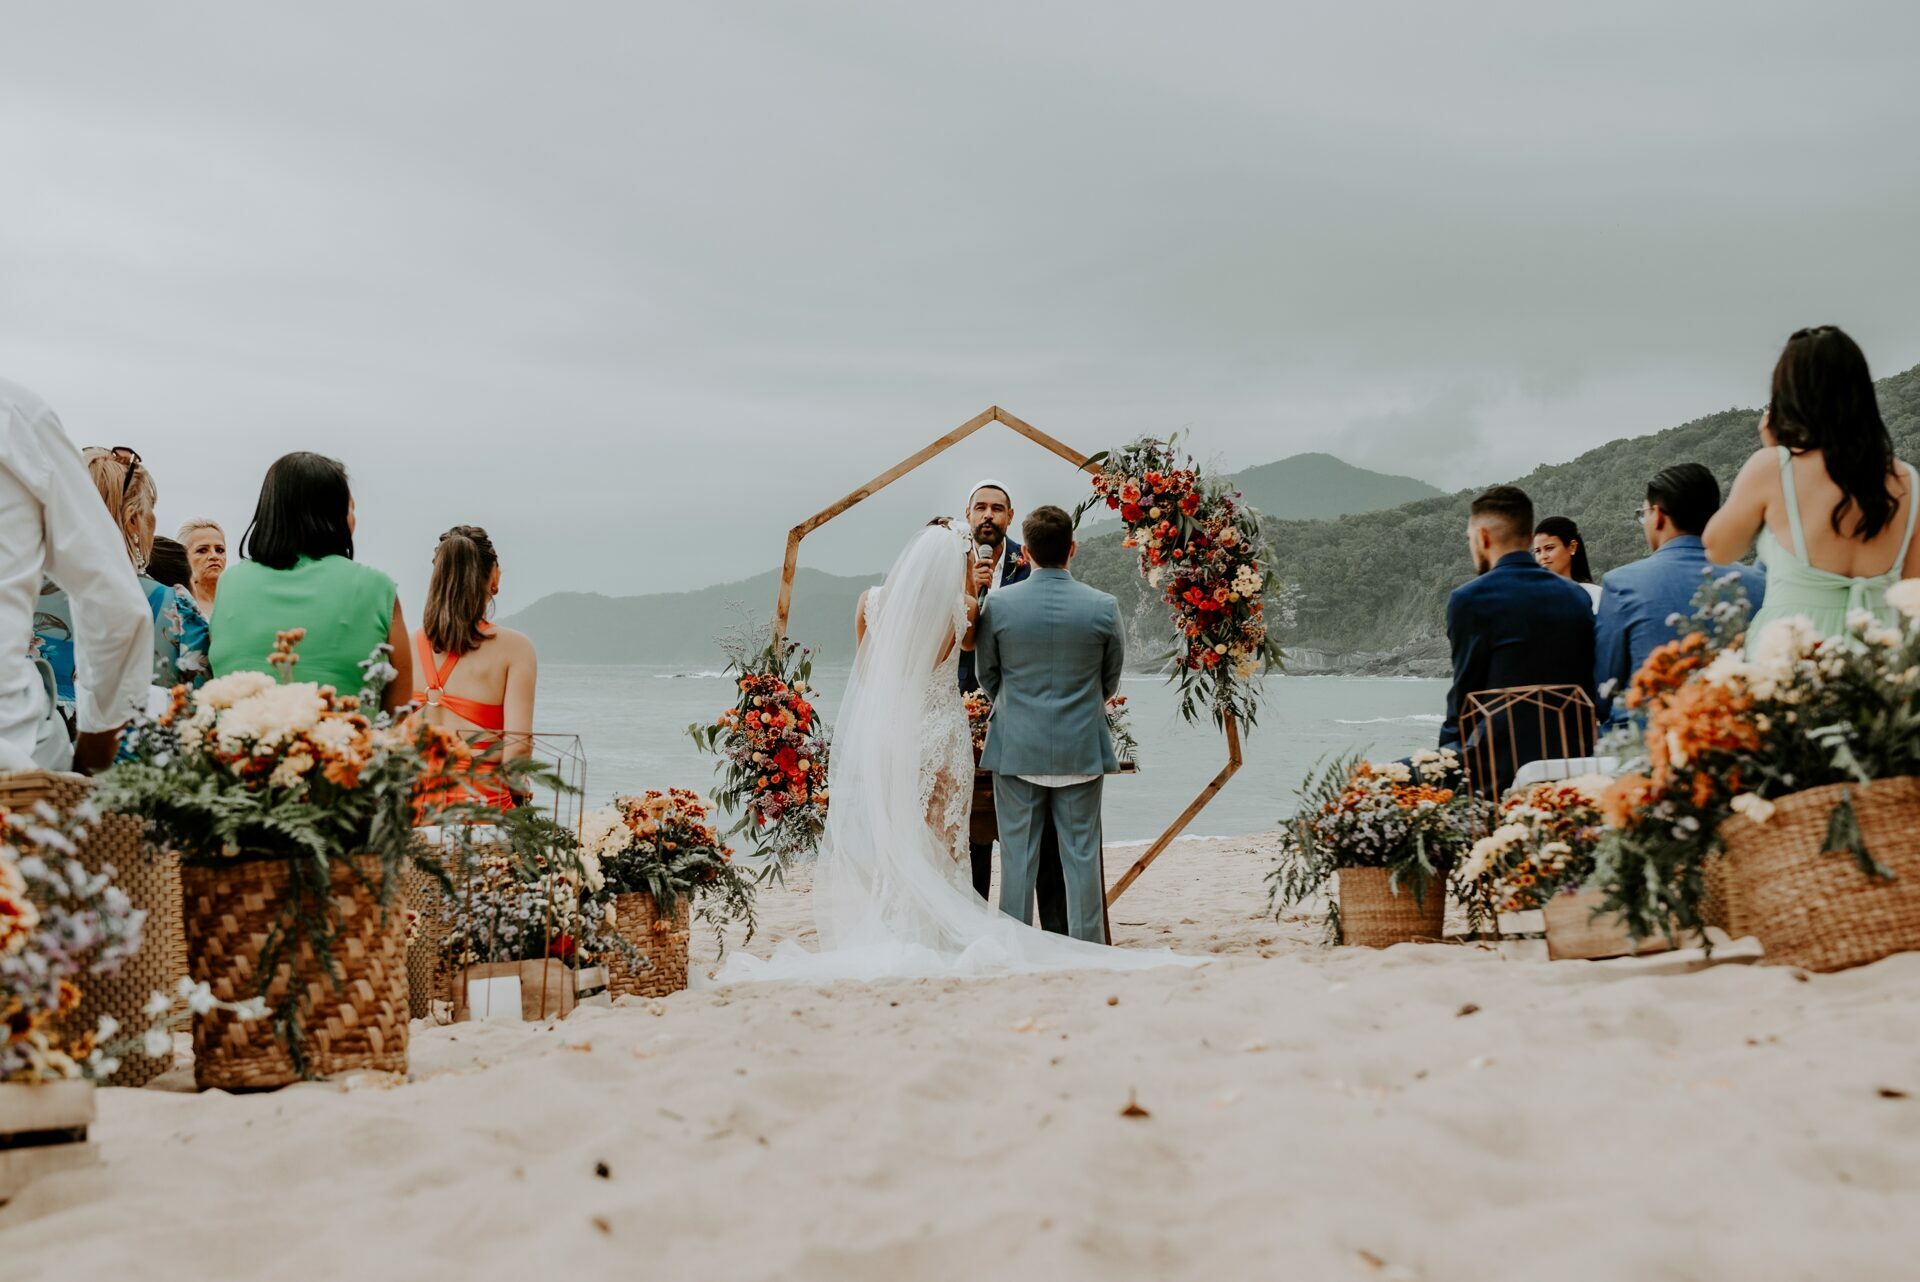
xmin=413 ymin=627 xmax=517 ymax=814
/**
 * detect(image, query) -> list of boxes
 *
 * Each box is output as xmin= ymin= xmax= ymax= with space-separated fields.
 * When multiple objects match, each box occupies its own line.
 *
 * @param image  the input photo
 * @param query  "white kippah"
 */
xmin=967 ymin=479 xmax=1013 ymax=510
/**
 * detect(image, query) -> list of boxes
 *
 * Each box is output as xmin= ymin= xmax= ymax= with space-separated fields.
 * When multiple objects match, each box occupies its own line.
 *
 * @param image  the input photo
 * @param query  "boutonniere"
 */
xmin=1014 ymin=548 xmax=1031 ymax=570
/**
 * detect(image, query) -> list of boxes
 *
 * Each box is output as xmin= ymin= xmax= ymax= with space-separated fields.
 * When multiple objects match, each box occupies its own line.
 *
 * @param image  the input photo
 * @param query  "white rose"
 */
xmin=1729 ymin=792 xmax=1776 ymax=825
xmin=1885 ymin=579 xmax=1920 ymax=621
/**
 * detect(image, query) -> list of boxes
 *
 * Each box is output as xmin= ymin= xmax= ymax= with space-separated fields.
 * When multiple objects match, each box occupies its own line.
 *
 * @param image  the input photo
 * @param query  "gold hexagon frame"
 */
xmin=768 ymin=406 xmax=1243 ymax=908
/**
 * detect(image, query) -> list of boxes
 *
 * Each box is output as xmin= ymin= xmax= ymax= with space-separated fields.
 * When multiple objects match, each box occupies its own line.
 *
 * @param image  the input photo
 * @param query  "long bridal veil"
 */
xmin=717 ymin=522 xmax=1200 ymax=983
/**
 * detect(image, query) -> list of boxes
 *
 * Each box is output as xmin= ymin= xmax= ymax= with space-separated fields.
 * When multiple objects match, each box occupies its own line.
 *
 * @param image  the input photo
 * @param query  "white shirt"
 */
xmin=0 ymin=379 xmax=152 ymax=757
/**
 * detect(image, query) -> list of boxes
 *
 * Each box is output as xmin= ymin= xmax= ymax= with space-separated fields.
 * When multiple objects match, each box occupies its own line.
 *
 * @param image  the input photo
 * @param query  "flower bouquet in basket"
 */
xmin=1079 ymin=436 xmax=1286 ymax=728
xmin=1266 ymin=749 xmax=1490 ymax=947
xmin=581 ymin=789 xmax=756 ymax=997
xmin=1458 ymin=777 xmax=1658 ymax=959
xmin=97 ymin=632 xmax=441 ymax=1089
xmin=687 ymin=633 xmax=830 ymax=874
xmin=3 ymin=798 xmax=261 ymax=1199
xmin=430 ymin=805 xmax=630 ymax=1022
xmin=1593 ymin=579 xmax=1920 ymax=971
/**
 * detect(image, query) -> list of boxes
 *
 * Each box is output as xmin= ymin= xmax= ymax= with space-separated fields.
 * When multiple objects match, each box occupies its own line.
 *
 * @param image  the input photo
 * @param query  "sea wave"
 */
xmin=1333 ymin=714 xmax=1446 ymax=725
xmin=655 ymin=671 xmax=732 ymax=680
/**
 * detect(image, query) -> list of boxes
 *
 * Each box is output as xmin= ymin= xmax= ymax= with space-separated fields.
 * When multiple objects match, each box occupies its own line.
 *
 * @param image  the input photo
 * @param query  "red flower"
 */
xmin=1121 ymin=503 xmax=1145 ymax=523
xmin=1179 ymin=494 xmax=1201 ymax=515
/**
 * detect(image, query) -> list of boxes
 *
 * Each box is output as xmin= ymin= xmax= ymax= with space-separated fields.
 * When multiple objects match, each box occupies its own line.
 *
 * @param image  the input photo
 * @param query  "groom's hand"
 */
xmin=969 ymin=560 xmax=995 ymax=595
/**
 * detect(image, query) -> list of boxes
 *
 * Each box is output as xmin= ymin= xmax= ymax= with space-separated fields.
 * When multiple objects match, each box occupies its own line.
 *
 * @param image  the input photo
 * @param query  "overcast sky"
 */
xmin=5 ymin=2 xmax=1918 ymax=614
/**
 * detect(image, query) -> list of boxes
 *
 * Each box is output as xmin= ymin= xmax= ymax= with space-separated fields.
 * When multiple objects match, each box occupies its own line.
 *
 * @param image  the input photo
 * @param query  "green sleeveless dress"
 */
xmin=208 ymin=555 xmax=398 ymax=695
xmin=1748 ymin=446 xmax=1920 ymax=641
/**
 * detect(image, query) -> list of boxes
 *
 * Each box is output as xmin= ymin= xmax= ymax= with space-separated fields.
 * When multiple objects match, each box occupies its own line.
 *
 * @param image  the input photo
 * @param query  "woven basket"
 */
xmin=607 ymin=892 xmax=688 ymax=998
xmin=1 ymin=770 xmax=186 ymax=1089
xmin=1337 ymin=866 xmax=1447 ymax=948
xmin=1700 ymin=854 xmax=1736 ymax=935
xmin=400 ymin=861 xmax=454 ymax=1021
xmin=184 ymin=854 xmax=409 ymax=1090
xmin=1718 ymin=777 xmax=1920 ymax=973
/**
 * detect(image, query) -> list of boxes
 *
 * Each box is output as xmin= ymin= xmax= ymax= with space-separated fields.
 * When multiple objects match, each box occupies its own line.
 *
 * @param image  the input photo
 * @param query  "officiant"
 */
xmin=959 ymin=481 xmax=1071 ymax=934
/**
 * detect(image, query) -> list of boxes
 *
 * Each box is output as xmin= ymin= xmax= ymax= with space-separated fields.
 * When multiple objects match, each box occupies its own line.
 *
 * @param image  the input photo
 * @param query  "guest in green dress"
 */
xmin=33 ymin=447 xmax=211 ymax=717
xmin=208 ymin=452 xmax=414 ymax=711
xmin=1706 ymin=326 xmax=1919 ymax=641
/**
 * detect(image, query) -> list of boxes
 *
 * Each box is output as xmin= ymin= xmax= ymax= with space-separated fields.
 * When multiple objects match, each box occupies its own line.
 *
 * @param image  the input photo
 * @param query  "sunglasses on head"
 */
xmin=96 ymin=445 xmax=142 ymax=514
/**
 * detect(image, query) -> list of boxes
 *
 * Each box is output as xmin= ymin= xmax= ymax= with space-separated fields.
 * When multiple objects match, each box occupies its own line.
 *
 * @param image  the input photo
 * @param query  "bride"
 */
xmin=717 ymin=517 xmax=1196 ymax=982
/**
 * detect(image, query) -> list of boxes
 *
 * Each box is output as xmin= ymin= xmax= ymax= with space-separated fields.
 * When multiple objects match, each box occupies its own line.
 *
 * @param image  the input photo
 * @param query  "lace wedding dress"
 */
xmin=714 ymin=522 xmax=1200 ymax=984
xmin=866 ymin=584 xmax=974 ymax=891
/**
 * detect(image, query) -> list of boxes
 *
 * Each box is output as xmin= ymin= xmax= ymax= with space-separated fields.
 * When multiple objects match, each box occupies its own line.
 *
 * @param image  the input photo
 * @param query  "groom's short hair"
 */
xmin=1469 ymin=485 xmax=1534 ymax=543
xmin=1023 ymin=506 xmax=1074 ymax=566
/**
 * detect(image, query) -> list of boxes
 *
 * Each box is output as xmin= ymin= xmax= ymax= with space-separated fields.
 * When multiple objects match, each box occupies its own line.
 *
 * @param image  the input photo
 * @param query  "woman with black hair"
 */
xmin=1531 ymin=515 xmax=1601 ymax=612
xmin=1706 ymin=326 xmax=1919 ymax=639
xmin=207 ymin=452 xmax=414 ymax=710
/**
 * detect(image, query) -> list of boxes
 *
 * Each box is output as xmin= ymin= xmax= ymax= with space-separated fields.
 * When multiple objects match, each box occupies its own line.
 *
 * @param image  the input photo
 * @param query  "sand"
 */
xmin=5 ymin=834 xmax=1919 ymax=1281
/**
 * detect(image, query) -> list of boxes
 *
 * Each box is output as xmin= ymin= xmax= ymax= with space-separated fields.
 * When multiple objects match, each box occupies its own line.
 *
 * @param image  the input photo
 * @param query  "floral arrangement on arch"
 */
xmin=97 ymin=631 xmax=443 ymax=1066
xmin=1593 ymin=577 xmax=1920 ymax=941
xmin=1459 ymin=777 xmax=1609 ymax=920
xmin=581 ymin=789 xmax=758 ymax=956
xmin=1266 ymin=749 xmax=1489 ymax=942
xmin=687 ymin=634 xmax=830 ymax=867
xmin=2 ymin=798 xmax=262 ymax=1083
xmin=1080 ymin=437 xmax=1285 ymax=727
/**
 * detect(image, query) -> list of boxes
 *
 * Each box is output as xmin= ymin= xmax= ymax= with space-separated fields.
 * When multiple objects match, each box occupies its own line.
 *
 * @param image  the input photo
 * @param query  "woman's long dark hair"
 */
xmin=424 ymin=526 xmax=499 ymax=656
xmin=1768 ymin=326 xmax=1897 ymax=540
xmin=1533 ymin=515 xmax=1593 ymax=584
xmin=241 ymin=452 xmax=354 ymax=569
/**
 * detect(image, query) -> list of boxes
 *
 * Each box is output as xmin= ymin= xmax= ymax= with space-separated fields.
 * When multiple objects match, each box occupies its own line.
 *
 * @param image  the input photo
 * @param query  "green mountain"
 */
xmin=1192 ymin=361 xmax=1920 ymax=664
xmin=1230 ymin=452 xmax=1442 ymax=521
xmin=502 ymin=567 xmax=878 ymax=665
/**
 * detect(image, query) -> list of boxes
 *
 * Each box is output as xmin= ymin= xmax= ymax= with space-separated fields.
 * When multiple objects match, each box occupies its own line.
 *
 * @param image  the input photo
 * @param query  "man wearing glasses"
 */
xmin=1593 ymin=463 xmax=1767 ymax=726
xmin=0 ymin=380 xmax=152 ymax=772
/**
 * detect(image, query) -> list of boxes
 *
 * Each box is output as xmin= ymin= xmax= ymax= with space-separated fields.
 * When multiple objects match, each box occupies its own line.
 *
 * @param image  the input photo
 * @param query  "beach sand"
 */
xmin=5 ymin=834 xmax=1919 ymax=1281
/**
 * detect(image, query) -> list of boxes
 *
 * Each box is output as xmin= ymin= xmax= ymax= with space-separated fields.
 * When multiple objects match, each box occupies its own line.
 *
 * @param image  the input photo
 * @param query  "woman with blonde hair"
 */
xmin=33 ymin=446 xmax=210 ymax=715
xmin=410 ymin=526 xmax=538 ymax=809
xmin=175 ymin=517 xmax=226 ymax=618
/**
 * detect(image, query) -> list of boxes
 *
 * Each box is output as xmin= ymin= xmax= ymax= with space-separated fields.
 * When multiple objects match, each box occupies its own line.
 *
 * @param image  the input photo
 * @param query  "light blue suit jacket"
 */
xmin=1594 ymin=535 xmax=1766 ymax=724
xmin=974 ymin=568 xmax=1125 ymax=777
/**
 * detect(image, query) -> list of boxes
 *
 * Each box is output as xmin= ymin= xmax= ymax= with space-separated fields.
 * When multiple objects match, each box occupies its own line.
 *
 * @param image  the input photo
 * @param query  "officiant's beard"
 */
xmin=974 ymin=518 xmax=1005 ymax=550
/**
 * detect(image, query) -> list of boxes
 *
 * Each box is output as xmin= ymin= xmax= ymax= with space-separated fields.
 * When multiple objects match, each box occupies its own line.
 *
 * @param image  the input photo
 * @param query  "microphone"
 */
xmin=973 ymin=529 xmax=997 ymax=605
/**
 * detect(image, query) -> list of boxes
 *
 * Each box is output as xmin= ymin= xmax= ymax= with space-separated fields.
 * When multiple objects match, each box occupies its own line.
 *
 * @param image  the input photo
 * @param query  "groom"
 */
xmin=975 ymin=505 xmax=1124 ymax=944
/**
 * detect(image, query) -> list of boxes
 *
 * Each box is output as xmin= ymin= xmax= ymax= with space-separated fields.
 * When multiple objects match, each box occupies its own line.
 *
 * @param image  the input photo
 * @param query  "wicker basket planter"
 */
xmin=1337 ymin=866 xmax=1447 ymax=947
xmin=183 ymin=854 xmax=409 ymax=1090
xmin=452 ymin=958 xmax=576 ymax=1022
xmin=1718 ymin=777 xmax=1920 ymax=973
xmin=0 ymin=770 xmax=186 ymax=1088
xmin=607 ymin=892 xmax=688 ymax=998
xmin=0 ymin=1081 xmax=97 ymax=1205
xmin=1542 ymin=889 xmax=1682 ymax=961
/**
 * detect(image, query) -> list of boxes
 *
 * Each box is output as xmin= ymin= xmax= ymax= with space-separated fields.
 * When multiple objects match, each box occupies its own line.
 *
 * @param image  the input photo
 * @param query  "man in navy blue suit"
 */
xmin=956 ymin=482 xmax=1075 ymax=933
xmin=1594 ymin=464 xmax=1766 ymax=725
xmin=1439 ymin=485 xmax=1598 ymax=794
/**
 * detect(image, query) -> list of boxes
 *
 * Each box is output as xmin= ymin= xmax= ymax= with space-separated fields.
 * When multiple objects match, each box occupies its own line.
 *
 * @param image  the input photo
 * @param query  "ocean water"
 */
xmin=538 ymin=665 xmax=1448 ymax=844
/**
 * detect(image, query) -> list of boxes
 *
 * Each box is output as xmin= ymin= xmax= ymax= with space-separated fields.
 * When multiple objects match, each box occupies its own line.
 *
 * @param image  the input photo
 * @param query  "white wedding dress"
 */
xmin=715 ymin=522 xmax=1200 ymax=984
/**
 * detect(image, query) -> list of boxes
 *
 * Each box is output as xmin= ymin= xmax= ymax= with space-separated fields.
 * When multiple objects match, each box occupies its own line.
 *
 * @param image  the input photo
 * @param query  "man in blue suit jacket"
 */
xmin=1594 ymin=463 xmax=1766 ymax=725
xmin=1440 ymin=486 xmax=1598 ymax=794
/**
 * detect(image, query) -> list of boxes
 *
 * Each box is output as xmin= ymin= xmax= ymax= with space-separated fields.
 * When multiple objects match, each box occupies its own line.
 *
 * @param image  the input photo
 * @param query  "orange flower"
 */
xmin=1601 ymin=773 xmax=1654 ymax=829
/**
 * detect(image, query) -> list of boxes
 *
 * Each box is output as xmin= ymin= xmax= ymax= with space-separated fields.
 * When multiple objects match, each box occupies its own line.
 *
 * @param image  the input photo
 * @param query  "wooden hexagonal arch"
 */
xmin=769 ymin=406 xmax=1244 ymax=908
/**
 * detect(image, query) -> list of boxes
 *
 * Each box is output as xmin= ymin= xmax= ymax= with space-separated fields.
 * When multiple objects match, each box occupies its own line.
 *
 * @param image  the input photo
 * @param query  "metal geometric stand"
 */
xmin=767 ymin=405 xmax=1242 ymax=908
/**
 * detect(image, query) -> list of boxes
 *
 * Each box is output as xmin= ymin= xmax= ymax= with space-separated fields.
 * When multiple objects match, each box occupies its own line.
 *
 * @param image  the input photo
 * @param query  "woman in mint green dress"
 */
xmin=1706 ymin=326 xmax=1920 ymax=640
xmin=208 ymin=452 xmax=415 ymax=712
